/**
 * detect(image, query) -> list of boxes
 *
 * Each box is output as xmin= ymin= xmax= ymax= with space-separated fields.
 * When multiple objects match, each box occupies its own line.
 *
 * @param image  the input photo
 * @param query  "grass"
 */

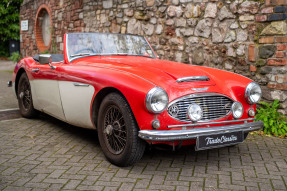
xmin=1 ymin=70 xmax=13 ymax=73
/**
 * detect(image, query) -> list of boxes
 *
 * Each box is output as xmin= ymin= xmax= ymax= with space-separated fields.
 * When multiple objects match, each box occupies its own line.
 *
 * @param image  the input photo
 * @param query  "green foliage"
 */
xmin=40 ymin=50 xmax=51 ymax=54
xmin=9 ymin=51 xmax=21 ymax=63
xmin=0 ymin=40 xmax=9 ymax=57
xmin=256 ymin=100 xmax=287 ymax=138
xmin=0 ymin=0 xmax=23 ymax=56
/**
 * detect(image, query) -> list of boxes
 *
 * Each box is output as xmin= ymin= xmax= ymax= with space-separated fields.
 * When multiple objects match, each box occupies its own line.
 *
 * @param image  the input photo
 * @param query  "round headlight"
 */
xmin=145 ymin=87 xmax=169 ymax=113
xmin=245 ymin=82 xmax=262 ymax=104
xmin=187 ymin=103 xmax=203 ymax=122
xmin=232 ymin=102 xmax=243 ymax=119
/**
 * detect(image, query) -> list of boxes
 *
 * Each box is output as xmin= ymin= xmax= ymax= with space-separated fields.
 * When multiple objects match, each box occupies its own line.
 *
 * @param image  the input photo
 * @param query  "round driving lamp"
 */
xmin=187 ymin=103 xmax=203 ymax=122
xmin=245 ymin=82 xmax=262 ymax=104
xmin=232 ymin=102 xmax=243 ymax=119
xmin=145 ymin=87 xmax=169 ymax=113
xmin=152 ymin=119 xmax=160 ymax=129
xmin=248 ymin=109 xmax=255 ymax=117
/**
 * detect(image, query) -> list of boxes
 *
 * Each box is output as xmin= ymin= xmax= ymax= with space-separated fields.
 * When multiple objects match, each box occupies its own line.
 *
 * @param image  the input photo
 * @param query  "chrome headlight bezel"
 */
xmin=245 ymin=82 xmax=262 ymax=104
xmin=187 ymin=103 xmax=203 ymax=122
xmin=232 ymin=102 xmax=243 ymax=119
xmin=145 ymin=87 xmax=169 ymax=114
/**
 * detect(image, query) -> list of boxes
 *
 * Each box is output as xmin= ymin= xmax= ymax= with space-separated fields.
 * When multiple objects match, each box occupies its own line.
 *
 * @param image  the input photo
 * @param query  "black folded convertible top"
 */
xmin=33 ymin=54 xmax=64 ymax=63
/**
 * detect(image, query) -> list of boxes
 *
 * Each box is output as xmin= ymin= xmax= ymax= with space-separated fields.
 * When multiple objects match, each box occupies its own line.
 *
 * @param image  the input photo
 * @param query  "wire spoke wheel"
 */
xmin=17 ymin=73 xmax=37 ymax=118
xmin=103 ymin=105 xmax=127 ymax=155
xmin=19 ymin=80 xmax=32 ymax=110
xmin=98 ymin=93 xmax=146 ymax=166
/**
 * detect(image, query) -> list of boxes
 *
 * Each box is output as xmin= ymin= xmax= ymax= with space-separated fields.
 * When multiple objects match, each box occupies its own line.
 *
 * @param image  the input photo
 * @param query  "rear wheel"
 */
xmin=97 ymin=93 xmax=146 ymax=166
xmin=17 ymin=73 xmax=37 ymax=118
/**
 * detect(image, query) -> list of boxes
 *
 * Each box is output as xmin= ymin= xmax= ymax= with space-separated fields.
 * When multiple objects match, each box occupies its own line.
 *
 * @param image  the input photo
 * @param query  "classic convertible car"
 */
xmin=10 ymin=33 xmax=263 ymax=166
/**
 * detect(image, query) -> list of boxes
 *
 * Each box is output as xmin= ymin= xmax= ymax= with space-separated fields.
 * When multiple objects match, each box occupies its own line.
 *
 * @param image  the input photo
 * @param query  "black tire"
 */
xmin=17 ymin=73 xmax=37 ymax=118
xmin=97 ymin=93 xmax=146 ymax=166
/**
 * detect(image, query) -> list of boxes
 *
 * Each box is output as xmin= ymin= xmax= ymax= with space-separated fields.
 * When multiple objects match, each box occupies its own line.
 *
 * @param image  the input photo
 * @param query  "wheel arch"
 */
xmin=91 ymin=87 xmax=138 ymax=129
xmin=15 ymin=68 xmax=27 ymax=96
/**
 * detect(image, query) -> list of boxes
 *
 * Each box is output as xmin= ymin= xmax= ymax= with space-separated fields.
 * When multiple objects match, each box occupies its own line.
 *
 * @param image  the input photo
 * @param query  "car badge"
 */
xmin=192 ymin=87 xmax=209 ymax=91
xmin=168 ymin=104 xmax=179 ymax=117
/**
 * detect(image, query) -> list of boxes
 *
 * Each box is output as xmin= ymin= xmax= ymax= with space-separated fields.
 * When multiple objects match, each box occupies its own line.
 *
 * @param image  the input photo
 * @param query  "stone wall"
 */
xmin=20 ymin=0 xmax=287 ymax=113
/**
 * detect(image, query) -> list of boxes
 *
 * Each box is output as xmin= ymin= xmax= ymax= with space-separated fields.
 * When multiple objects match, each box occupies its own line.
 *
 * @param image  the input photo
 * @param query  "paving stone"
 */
xmin=48 ymin=169 xmax=66 ymax=179
xmin=118 ymin=182 xmax=135 ymax=191
xmin=63 ymin=179 xmax=82 ymax=189
xmin=0 ymin=117 xmax=287 ymax=190
xmin=259 ymin=182 xmax=274 ymax=191
xmin=77 ymin=185 xmax=104 ymax=190
xmin=271 ymin=179 xmax=287 ymax=190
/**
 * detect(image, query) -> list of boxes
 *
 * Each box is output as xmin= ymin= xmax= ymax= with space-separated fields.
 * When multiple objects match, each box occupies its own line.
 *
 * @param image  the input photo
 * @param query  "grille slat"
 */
xmin=167 ymin=94 xmax=233 ymax=122
xmin=178 ymin=102 xmax=229 ymax=105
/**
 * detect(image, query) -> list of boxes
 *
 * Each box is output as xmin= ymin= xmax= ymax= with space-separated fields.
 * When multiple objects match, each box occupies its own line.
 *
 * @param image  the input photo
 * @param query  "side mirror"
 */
xmin=39 ymin=54 xmax=52 ymax=65
xmin=39 ymin=54 xmax=56 ymax=69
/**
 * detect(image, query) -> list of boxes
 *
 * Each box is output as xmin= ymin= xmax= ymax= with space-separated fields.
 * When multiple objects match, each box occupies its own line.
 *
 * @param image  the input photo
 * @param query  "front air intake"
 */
xmin=167 ymin=93 xmax=234 ymax=122
xmin=176 ymin=76 xmax=210 ymax=83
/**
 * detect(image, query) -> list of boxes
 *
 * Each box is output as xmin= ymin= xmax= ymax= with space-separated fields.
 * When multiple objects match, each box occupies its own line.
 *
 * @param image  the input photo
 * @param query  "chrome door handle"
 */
xmin=32 ymin=68 xmax=39 ymax=72
xmin=73 ymin=82 xmax=90 ymax=87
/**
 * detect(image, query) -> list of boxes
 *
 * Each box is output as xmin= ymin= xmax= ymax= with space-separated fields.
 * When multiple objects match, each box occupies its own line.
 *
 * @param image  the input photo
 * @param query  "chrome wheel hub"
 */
xmin=19 ymin=92 xmax=24 ymax=99
xmin=105 ymin=125 xmax=113 ymax=135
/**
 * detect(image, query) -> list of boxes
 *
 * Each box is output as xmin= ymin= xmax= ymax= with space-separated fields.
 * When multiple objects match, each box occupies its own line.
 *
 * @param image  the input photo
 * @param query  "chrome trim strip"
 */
xmin=167 ymin=118 xmax=255 ymax=128
xmin=138 ymin=121 xmax=263 ymax=141
xmin=192 ymin=87 xmax=209 ymax=91
xmin=73 ymin=82 xmax=90 ymax=87
xmin=176 ymin=76 xmax=210 ymax=83
xmin=66 ymin=33 xmax=70 ymax=62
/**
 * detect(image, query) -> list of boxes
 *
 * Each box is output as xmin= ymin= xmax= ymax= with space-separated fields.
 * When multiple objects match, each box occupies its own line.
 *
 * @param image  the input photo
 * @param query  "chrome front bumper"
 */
xmin=138 ymin=120 xmax=264 ymax=141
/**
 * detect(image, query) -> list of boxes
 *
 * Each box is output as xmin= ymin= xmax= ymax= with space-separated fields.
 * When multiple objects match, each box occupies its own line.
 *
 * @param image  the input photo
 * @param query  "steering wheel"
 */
xmin=73 ymin=48 xmax=95 ymax=55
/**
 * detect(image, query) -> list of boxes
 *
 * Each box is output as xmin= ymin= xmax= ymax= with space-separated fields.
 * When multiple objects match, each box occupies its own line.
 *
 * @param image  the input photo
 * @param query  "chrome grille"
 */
xmin=167 ymin=94 xmax=233 ymax=122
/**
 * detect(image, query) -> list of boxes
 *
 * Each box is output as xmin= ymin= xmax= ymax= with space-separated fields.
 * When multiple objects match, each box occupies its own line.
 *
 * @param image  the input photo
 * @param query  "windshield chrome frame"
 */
xmin=66 ymin=33 xmax=157 ymax=62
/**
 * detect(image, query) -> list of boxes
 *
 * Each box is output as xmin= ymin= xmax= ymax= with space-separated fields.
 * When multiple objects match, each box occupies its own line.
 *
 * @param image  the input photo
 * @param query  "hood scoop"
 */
xmin=176 ymin=76 xmax=210 ymax=83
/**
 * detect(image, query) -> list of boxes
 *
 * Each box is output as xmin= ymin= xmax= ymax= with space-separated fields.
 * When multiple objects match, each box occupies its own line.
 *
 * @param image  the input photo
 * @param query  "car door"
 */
xmin=30 ymin=62 xmax=66 ymax=121
xmin=56 ymin=64 xmax=95 ymax=129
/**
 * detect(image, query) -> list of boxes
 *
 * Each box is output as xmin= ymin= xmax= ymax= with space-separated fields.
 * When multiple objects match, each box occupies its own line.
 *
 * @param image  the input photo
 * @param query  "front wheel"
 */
xmin=97 ymin=93 xmax=146 ymax=166
xmin=17 ymin=73 xmax=37 ymax=118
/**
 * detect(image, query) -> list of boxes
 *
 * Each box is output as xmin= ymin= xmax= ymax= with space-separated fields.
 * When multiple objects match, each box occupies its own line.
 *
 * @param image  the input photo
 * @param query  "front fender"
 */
xmin=57 ymin=64 xmax=158 ymax=130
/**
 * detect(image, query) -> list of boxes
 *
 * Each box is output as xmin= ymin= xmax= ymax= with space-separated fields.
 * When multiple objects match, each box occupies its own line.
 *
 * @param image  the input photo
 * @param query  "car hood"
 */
xmin=73 ymin=56 xmax=216 ymax=87
xmin=73 ymin=55 xmax=252 ymax=101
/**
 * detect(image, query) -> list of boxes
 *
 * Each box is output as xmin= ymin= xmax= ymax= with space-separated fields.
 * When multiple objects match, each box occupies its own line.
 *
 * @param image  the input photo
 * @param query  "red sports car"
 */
xmin=10 ymin=33 xmax=263 ymax=166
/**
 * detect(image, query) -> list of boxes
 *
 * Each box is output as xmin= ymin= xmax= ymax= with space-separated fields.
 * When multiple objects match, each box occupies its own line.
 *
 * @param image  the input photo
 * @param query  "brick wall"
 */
xmin=20 ymin=0 xmax=287 ymax=113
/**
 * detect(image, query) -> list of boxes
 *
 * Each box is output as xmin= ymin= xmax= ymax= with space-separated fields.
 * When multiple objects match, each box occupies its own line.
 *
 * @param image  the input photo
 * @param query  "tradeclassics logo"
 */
xmin=205 ymin=135 xmax=238 ymax=145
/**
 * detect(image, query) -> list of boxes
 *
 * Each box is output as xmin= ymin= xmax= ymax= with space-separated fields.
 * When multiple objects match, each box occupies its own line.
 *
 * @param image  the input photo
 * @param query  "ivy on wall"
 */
xmin=0 ymin=0 xmax=23 ymax=57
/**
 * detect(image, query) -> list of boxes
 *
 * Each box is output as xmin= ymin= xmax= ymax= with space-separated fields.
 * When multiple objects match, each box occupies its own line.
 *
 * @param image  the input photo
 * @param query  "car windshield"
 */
xmin=66 ymin=33 xmax=156 ymax=61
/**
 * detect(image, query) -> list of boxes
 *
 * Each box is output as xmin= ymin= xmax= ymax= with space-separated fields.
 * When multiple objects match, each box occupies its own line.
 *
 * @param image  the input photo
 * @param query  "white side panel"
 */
xmin=29 ymin=80 xmax=40 ymax=110
xmin=32 ymin=80 xmax=66 ymax=121
xmin=59 ymin=81 xmax=95 ymax=129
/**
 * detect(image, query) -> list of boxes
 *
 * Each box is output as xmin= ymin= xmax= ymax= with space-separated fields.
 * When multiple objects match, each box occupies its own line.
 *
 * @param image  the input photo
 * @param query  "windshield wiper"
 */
xmin=70 ymin=53 xmax=99 ymax=57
